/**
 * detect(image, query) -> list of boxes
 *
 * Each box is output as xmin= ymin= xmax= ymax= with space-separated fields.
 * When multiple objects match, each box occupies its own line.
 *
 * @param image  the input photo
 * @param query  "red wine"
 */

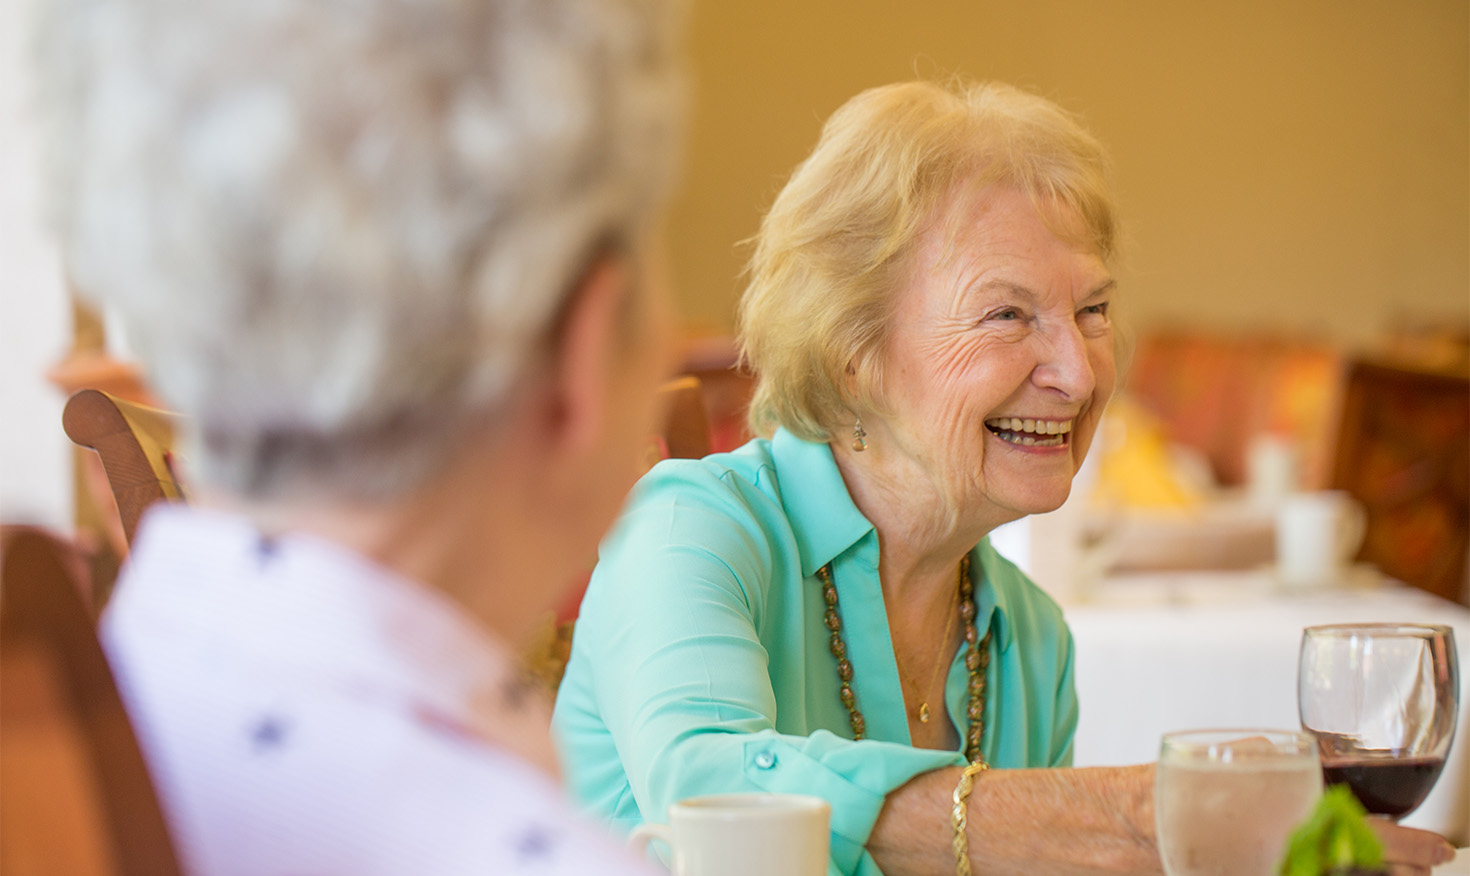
xmin=1321 ymin=756 xmax=1446 ymax=818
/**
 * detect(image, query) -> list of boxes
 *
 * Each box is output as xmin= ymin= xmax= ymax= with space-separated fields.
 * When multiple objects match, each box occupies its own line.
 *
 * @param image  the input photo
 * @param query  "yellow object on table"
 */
xmin=1090 ymin=398 xmax=1206 ymax=510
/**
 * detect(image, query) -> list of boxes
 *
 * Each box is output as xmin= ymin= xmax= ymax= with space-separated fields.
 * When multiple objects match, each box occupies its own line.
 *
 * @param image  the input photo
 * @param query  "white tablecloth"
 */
xmin=1062 ymin=570 xmax=1470 ymax=845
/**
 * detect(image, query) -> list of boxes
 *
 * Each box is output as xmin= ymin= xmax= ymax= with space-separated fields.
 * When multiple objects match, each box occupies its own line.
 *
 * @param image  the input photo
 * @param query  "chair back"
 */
xmin=0 ymin=527 xmax=184 ymax=876
xmin=1330 ymin=359 xmax=1470 ymax=605
xmin=657 ymin=375 xmax=713 ymax=461
xmin=63 ymin=390 xmax=186 ymax=546
xmin=1128 ymin=331 xmax=1344 ymax=488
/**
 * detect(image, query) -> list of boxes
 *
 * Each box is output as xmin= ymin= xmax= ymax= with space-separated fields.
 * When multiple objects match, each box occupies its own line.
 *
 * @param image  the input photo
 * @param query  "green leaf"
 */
xmin=1278 ymin=786 xmax=1385 ymax=875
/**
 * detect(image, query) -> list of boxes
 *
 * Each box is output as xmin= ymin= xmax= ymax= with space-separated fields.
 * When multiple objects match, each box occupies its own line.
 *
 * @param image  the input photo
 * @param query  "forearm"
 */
xmin=869 ymin=764 xmax=1160 ymax=876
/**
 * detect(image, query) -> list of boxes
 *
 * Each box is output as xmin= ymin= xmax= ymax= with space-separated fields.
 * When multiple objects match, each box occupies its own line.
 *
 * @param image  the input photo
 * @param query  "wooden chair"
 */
xmin=0 ymin=527 xmax=184 ymax=876
xmin=657 ymin=375 xmax=713 ymax=461
xmin=677 ymin=334 xmax=755 ymax=453
xmin=1330 ymin=358 xmax=1470 ymax=605
xmin=1128 ymin=331 xmax=1344 ymax=488
xmin=62 ymin=390 xmax=186 ymax=548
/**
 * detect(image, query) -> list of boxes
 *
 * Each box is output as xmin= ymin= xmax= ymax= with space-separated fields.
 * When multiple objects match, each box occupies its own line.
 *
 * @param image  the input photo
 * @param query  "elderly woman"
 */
xmin=38 ymin=0 xmax=683 ymax=874
xmin=552 ymin=81 xmax=1456 ymax=876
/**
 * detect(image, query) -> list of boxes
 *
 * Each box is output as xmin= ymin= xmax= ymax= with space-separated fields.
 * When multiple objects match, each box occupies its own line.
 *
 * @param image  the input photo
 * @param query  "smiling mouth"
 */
xmin=983 ymin=417 xmax=1073 ymax=448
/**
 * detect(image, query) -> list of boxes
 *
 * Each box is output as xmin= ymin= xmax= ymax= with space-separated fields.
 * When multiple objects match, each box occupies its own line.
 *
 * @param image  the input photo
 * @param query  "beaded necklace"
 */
xmin=815 ymin=552 xmax=992 ymax=765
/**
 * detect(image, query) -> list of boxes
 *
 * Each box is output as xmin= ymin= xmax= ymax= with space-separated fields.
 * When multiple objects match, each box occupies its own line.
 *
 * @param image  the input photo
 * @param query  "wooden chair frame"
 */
xmin=63 ymin=390 xmax=186 ymax=546
xmin=658 ymin=375 xmax=713 ymax=461
xmin=1330 ymin=359 xmax=1470 ymax=605
xmin=1 ymin=527 xmax=183 ymax=876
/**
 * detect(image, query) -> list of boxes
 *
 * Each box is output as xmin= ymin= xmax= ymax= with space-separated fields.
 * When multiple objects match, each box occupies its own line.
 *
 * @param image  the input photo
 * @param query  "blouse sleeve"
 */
xmin=564 ymin=462 xmax=964 ymax=876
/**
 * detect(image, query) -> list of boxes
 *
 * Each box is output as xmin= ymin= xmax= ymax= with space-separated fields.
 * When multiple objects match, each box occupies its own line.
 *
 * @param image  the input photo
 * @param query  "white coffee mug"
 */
xmin=628 ymin=793 xmax=830 ymax=876
xmin=1275 ymin=491 xmax=1366 ymax=590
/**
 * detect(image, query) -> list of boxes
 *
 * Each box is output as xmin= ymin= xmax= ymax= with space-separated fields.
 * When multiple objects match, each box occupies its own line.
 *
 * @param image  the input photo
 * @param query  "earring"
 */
xmin=851 ymin=416 xmax=867 ymax=452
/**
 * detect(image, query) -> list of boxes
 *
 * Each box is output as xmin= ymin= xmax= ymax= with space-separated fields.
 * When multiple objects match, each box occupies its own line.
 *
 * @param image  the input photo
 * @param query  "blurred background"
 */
xmin=3 ymin=0 xmax=1467 ymax=561
xmin=665 ymin=0 xmax=1467 ymax=344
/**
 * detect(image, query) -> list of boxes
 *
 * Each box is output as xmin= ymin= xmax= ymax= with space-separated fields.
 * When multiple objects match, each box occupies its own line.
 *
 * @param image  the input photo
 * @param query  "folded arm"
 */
xmin=869 ymin=763 xmax=1161 ymax=876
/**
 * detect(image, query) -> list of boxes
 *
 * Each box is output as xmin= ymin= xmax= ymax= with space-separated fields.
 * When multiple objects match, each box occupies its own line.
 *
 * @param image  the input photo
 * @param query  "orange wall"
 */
xmin=667 ymin=1 xmax=1470 ymax=350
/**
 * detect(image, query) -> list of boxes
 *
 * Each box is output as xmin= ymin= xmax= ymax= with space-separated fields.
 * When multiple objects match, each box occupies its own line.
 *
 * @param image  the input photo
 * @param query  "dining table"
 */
xmin=1059 ymin=568 xmax=1470 ymax=846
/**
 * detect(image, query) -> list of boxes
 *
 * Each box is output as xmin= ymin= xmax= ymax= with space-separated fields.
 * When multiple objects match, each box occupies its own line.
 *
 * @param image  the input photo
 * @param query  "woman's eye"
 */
xmin=988 ymin=308 xmax=1023 ymax=322
xmin=1080 ymin=302 xmax=1111 ymax=319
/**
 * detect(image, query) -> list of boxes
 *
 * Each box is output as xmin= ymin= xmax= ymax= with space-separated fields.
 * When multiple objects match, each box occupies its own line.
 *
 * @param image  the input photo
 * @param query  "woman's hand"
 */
xmin=869 ymin=764 xmax=1161 ymax=876
xmin=1367 ymin=819 xmax=1456 ymax=876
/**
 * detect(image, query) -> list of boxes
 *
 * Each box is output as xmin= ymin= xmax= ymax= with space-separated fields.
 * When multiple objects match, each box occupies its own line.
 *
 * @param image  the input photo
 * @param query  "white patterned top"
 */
xmin=103 ymin=504 xmax=654 ymax=876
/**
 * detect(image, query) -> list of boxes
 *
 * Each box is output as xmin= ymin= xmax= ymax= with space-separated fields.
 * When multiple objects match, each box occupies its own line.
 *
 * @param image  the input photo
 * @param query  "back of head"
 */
xmin=39 ymin=0 xmax=684 ymax=500
xmin=738 ymin=79 xmax=1115 ymax=441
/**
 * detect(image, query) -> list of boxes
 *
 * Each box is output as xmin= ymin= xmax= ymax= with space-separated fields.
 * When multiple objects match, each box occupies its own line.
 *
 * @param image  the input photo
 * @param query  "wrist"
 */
xmin=951 ymin=761 xmax=990 ymax=876
xmin=1126 ymin=764 xmax=1159 ymax=855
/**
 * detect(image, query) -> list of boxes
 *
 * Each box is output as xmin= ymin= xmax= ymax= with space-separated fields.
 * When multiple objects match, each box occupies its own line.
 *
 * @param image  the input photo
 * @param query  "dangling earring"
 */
xmin=851 ymin=415 xmax=867 ymax=452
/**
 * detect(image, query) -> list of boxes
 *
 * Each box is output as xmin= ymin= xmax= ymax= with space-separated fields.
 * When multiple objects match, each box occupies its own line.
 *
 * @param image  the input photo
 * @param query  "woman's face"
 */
xmin=864 ymin=185 xmax=1116 ymax=531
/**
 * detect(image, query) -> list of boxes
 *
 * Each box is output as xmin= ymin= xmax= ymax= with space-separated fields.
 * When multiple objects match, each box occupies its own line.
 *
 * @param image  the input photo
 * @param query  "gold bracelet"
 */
xmin=950 ymin=760 xmax=989 ymax=876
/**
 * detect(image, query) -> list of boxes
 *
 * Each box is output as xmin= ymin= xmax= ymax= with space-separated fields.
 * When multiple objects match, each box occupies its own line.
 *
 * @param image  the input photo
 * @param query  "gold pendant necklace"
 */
xmin=914 ymin=588 xmax=960 ymax=724
xmin=815 ymin=552 xmax=992 ymax=765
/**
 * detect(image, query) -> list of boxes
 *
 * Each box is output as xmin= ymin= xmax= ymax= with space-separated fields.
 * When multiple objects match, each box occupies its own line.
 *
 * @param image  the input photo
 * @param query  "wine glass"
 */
xmin=1155 ymin=729 xmax=1323 ymax=876
xmin=1298 ymin=623 xmax=1460 ymax=820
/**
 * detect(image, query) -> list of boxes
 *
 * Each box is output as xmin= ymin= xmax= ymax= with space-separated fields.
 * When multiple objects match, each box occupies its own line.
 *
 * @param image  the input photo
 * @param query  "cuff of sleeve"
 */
xmin=741 ymin=732 xmax=965 ymax=876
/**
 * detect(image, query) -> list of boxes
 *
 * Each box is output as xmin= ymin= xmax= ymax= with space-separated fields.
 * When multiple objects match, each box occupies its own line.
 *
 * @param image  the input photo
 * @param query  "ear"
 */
xmin=545 ymin=254 xmax=631 ymax=454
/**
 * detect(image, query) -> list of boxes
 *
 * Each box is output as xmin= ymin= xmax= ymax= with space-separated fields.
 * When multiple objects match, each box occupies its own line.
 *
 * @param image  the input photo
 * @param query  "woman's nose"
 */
xmin=1032 ymin=324 xmax=1096 ymax=400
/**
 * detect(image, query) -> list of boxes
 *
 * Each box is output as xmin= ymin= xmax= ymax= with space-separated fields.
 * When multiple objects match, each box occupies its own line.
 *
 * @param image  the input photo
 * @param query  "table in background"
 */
xmin=1062 ymin=570 xmax=1470 ymax=845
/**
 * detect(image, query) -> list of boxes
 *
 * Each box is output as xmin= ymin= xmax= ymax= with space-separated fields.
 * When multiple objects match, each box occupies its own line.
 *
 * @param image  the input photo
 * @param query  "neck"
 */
xmin=834 ymin=446 xmax=958 ymax=590
xmin=199 ymin=423 xmax=571 ymax=649
xmin=830 ymin=438 xmax=1005 ymax=600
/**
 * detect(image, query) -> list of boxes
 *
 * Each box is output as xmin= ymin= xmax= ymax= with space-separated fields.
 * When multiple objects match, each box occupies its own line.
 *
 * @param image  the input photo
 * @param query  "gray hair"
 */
xmin=39 ymin=0 xmax=685 ymax=498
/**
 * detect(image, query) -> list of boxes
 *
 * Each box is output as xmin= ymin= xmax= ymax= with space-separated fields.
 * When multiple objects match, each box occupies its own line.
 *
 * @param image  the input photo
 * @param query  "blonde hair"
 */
xmin=738 ymin=80 xmax=1117 ymax=441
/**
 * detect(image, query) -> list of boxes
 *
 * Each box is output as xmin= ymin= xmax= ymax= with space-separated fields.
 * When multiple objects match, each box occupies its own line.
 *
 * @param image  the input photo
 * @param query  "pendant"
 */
xmin=918 ymin=702 xmax=931 ymax=723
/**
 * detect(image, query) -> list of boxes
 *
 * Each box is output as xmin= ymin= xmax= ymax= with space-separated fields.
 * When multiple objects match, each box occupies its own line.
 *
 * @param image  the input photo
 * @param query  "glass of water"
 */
xmin=1156 ymin=729 xmax=1323 ymax=876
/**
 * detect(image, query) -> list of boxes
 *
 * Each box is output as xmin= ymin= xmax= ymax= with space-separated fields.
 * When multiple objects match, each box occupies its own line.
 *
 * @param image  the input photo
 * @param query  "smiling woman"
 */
xmin=870 ymin=185 xmax=1117 ymax=530
xmin=552 ymin=80 xmax=1158 ymax=876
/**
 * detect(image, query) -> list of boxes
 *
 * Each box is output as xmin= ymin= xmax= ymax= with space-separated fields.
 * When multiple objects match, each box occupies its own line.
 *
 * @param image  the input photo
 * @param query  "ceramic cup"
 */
xmin=1275 ymin=491 xmax=1366 ymax=590
xmin=628 ymin=793 xmax=830 ymax=876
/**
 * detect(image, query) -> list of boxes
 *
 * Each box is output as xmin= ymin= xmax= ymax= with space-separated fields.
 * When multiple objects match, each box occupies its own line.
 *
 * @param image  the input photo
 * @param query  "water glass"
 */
xmin=1156 ymin=729 xmax=1323 ymax=876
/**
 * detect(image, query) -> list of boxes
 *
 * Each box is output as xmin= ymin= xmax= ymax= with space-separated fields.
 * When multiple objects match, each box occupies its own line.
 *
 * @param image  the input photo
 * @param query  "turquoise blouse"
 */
xmin=552 ymin=429 xmax=1078 ymax=876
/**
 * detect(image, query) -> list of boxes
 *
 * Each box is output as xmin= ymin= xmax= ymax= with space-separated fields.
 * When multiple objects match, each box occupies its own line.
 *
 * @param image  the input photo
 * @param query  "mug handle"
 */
xmin=628 ymin=822 xmax=674 ymax=864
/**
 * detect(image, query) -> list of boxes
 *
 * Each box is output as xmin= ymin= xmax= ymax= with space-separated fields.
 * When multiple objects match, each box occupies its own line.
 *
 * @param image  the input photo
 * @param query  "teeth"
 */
xmin=995 ymin=431 xmax=1064 ymax=447
xmin=985 ymin=417 xmax=1075 ymax=436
